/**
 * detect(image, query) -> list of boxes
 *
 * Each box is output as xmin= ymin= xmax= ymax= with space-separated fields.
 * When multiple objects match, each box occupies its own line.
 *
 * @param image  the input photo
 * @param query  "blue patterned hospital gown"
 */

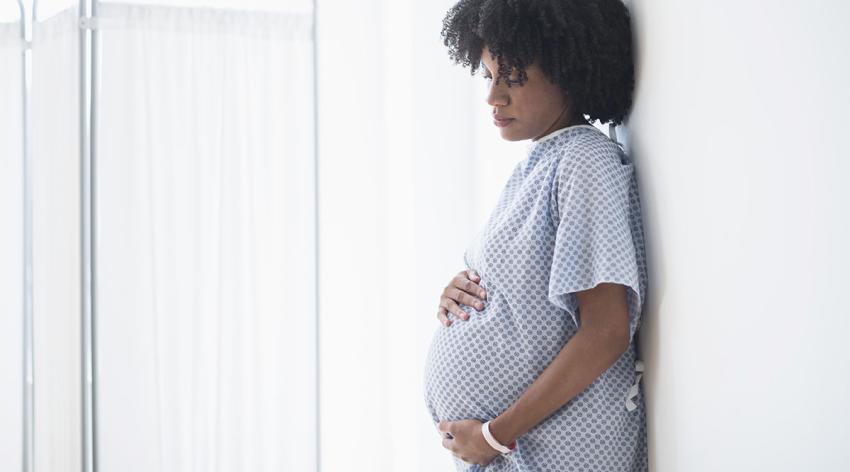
xmin=423 ymin=124 xmax=648 ymax=471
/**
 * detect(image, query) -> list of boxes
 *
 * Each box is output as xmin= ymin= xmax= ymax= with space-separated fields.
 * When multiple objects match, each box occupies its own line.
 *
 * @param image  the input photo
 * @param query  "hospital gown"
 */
xmin=423 ymin=124 xmax=649 ymax=471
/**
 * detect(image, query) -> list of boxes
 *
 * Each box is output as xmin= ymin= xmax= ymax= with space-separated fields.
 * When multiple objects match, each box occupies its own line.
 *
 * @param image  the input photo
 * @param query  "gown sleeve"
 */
xmin=547 ymin=145 xmax=643 ymax=342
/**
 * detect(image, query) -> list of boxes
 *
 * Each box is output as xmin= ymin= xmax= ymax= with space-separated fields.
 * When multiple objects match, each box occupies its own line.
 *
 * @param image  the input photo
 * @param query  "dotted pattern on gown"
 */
xmin=423 ymin=125 xmax=649 ymax=471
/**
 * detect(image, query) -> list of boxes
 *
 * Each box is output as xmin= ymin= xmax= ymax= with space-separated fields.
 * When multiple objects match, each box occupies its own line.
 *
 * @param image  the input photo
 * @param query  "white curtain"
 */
xmin=0 ymin=18 xmax=24 ymax=472
xmin=93 ymin=3 xmax=316 ymax=471
xmin=315 ymin=1 xmax=534 ymax=470
xmin=30 ymin=7 xmax=83 ymax=472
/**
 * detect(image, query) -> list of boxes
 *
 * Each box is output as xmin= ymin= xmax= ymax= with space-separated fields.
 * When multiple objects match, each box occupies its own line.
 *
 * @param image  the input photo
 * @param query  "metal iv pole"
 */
xmin=17 ymin=0 xmax=34 ymax=469
xmin=79 ymin=0 xmax=99 ymax=470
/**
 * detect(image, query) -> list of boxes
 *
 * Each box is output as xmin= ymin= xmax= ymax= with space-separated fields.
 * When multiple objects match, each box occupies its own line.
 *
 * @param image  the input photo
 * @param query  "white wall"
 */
xmin=628 ymin=1 xmax=850 ymax=470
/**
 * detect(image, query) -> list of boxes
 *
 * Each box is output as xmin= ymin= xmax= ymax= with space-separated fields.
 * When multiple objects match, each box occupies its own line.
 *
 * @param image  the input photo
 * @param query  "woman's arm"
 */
xmin=488 ymin=282 xmax=632 ymax=446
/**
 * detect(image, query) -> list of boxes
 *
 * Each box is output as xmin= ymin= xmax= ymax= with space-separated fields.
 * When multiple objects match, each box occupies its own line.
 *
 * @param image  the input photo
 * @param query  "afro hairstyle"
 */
xmin=441 ymin=0 xmax=635 ymax=126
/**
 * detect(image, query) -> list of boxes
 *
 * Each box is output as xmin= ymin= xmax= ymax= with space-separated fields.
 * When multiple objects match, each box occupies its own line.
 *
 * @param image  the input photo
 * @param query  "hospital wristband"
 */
xmin=481 ymin=420 xmax=516 ymax=454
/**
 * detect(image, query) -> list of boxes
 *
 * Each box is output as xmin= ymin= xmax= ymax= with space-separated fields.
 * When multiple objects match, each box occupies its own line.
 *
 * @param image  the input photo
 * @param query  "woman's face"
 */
xmin=480 ymin=46 xmax=581 ymax=141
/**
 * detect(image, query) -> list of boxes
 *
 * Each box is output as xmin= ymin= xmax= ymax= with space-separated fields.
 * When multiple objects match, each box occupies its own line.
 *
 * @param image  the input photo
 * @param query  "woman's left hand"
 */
xmin=437 ymin=419 xmax=501 ymax=467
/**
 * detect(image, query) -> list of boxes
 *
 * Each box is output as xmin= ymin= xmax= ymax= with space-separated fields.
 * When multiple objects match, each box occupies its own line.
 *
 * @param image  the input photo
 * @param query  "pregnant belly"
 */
xmin=423 ymin=299 xmax=546 ymax=424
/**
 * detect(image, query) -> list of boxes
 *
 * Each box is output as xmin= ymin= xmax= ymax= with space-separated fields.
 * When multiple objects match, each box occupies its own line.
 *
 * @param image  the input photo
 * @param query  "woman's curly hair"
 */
xmin=441 ymin=0 xmax=634 ymax=126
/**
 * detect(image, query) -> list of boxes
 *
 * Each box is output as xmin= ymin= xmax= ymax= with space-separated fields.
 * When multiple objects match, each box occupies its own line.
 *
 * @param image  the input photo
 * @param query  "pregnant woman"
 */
xmin=422 ymin=1 xmax=648 ymax=470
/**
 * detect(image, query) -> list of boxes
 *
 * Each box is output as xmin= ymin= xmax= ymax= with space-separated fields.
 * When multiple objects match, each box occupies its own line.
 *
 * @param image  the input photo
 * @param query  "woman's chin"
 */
xmin=498 ymin=127 xmax=527 ymax=142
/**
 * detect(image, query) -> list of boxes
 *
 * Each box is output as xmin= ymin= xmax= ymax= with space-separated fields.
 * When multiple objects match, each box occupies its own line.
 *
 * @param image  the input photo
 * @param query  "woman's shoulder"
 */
xmin=550 ymin=128 xmax=631 ymax=178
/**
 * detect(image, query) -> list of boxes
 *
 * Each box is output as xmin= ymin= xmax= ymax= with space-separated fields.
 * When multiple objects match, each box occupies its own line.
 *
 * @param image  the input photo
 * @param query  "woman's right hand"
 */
xmin=437 ymin=269 xmax=488 ymax=327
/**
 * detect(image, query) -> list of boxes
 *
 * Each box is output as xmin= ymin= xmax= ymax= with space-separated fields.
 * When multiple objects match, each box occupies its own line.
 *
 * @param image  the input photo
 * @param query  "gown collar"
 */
xmin=524 ymin=124 xmax=602 ymax=169
xmin=533 ymin=123 xmax=600 ymax=144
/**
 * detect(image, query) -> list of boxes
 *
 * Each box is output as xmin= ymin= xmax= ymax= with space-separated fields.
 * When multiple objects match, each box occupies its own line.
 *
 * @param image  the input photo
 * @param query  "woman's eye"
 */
xmin=482 ymin=74 xmax=519 ymax=86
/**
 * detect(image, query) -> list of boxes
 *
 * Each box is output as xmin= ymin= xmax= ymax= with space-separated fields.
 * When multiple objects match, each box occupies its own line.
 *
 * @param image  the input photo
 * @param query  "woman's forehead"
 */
xmin=480 ymin=55 xmax=534 ymax=77
xmin=479 ymin=49 xmax=509 ymax=69
xmin=480 ymin=46 xmax=533 ymax=70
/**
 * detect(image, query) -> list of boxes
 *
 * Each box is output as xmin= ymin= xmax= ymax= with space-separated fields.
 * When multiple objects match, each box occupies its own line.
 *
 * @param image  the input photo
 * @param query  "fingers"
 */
xmin=437 ymin=422 xmax=481 ymax=466
xmin=440 ymin=441 xmax=478 ymax=467
xmin=437 ymin=306 xmax=452 ymax=327
xmin=437 ymin=419 xmax=491 ymax=467
xmin=438 ymin=269 xmax=488 ymax=327
xmin=440 ymin=298 xmax=468 ymax=322
xmin=438 ymin=421 xmax=455 ymax=450
xmin=456 ymin=272 xmax=487 ymax=303
xmin=451 ymin=287 xmax=486 ymax=312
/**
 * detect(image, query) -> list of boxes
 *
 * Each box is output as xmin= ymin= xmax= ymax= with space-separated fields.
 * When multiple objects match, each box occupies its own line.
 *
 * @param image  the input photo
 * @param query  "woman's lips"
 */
xmin=494 ymin=117 xmax=515 ymax=127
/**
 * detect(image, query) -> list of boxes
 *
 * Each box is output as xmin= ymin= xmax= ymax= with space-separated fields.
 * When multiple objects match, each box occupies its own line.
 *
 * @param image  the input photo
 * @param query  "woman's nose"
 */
xmin=485 ymin=80 xmax=509 ymax=107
